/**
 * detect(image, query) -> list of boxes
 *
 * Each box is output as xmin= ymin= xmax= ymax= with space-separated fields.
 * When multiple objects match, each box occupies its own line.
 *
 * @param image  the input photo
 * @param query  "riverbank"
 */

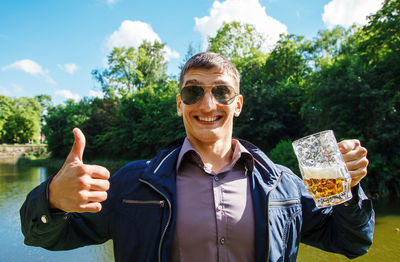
xmin=0 ymin=144 xmax=47 ymax=164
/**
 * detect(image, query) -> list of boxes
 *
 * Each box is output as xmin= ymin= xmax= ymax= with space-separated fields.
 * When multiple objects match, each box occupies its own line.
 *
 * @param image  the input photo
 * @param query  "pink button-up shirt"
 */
xmin=171 ymin=138 xmax=255 ymax=262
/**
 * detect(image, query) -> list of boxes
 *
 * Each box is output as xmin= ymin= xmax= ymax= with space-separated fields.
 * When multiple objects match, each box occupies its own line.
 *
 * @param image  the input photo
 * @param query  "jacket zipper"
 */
xmin=122 ymin=199 xmax=165 ymax=207
xmin=268 ymin=199 xmax=299 ymax=206
xmin=139 ymin=178 xmax=171 ymax=262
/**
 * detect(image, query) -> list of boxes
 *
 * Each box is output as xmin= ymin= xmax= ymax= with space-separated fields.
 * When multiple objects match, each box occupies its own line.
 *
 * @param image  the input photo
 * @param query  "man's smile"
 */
xmin=195 ymin=115 xmax=223 ymax=124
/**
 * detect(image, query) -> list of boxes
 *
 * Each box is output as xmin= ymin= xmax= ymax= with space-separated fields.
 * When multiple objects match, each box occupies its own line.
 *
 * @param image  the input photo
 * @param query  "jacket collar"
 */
xmin=238 ymin=138 xmax=282 ymax=186
xmin=139 ymin=142 xmax=182 ymax=200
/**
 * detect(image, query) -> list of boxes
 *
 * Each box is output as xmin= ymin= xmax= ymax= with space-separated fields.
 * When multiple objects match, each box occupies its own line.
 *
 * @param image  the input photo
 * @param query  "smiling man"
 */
xmin=20 ymin=52 xmax=374 ymax=262
xmin=177 ymin=65 xmax=243 ymax=172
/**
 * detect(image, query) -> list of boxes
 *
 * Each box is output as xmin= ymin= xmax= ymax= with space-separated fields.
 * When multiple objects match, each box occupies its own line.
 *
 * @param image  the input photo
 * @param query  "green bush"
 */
xmin=268 ymin=139 xmax=300 ymax=177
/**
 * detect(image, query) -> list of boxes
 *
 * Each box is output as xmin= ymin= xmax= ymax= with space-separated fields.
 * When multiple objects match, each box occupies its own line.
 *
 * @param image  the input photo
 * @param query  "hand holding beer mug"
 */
xmin=292 ymin=130 xmax=352 ymax=208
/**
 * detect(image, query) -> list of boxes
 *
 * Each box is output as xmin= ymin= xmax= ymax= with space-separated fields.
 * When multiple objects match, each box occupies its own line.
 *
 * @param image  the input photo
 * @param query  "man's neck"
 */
xmin=187 ymin=136 xmax=233 ymax=173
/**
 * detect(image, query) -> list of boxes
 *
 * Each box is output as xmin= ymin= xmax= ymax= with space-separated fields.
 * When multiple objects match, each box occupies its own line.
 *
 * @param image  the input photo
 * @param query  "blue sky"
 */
xmin=0 ymin=0 xmax=384 ymax=105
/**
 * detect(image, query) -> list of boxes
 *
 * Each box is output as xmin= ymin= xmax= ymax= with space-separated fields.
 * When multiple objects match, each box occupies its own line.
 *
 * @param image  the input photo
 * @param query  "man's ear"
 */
xmin=234 ymin=95 xmax=243 ymax=117
xmin=176 ymin=94 xmax=183 ymax=116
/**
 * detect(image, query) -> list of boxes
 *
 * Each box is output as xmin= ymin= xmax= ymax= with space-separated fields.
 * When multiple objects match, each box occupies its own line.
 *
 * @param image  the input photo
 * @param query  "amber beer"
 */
xmin=301 ymin=165 xmax=352 ymax=206
xmin=304 ymin=178 xmax=350 ymax=199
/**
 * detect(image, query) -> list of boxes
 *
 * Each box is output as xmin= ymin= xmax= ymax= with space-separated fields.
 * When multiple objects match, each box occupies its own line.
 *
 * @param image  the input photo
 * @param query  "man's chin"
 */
xmin=189 ymin=131 xmax=229 ymax=144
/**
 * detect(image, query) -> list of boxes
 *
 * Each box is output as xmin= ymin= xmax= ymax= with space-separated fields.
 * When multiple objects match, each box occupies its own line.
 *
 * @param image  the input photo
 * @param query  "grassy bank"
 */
xmin=16 ymin=157 xmax=63 ymax=168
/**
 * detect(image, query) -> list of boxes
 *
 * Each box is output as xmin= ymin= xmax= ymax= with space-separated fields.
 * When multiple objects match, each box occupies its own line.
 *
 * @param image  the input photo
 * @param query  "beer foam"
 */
xmin=301 ymin=166 xmax=345 ymax=179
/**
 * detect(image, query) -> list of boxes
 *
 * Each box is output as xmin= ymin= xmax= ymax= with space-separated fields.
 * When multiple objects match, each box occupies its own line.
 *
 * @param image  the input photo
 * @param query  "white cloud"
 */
xmin=322 ymin=0 xmax=384 ymax=28
xmin=89 ymin=90 xmax=104 ymax=99
xmin=105 ymin=20 xmax=180 ymax=61
xmin=164 ymin=46 xmax=180 ymax=60
xmin=54 ymin=89 xmax=81 ymax=102
xmin=58 ymin=63 xmax=79 ymax=75
xmin=2 ymin=59 xmax=56 ymax=85
xmin=3 ymin=59 xmax=45 ymax=75
xmin=194 ymin=0 xmax=287 ymax=52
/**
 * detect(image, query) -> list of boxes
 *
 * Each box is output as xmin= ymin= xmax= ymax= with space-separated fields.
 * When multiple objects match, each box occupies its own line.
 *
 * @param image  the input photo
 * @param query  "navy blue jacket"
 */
xmin=20 ymin=139 xmax=374 ymax=261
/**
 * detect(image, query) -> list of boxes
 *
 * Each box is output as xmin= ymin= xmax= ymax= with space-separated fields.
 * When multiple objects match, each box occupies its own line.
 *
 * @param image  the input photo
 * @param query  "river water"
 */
xmin=1 ymin=164 xmax=399 ymax=261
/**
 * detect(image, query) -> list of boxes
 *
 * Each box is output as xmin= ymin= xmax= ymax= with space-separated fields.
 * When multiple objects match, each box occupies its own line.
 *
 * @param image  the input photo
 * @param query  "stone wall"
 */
xmin=0 ymin=144 xmax=47 ymax=164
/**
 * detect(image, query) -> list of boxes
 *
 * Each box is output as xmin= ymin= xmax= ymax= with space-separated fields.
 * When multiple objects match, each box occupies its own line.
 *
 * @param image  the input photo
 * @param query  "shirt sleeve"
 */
xmin=19 ymin=175 xmax=112 ymax=250
xmin=300 ymin=180 xmax=375 ymax=259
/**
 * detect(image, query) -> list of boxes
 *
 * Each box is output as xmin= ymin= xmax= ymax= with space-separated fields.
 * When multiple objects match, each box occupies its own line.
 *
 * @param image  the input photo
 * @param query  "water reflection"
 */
xmin=297 ymin=199 xmax=400 ymax=261
xmin=1 ymin=164 xmax=399 ymax=261
xmin=0 ymin=164 xmax=114 ymax=262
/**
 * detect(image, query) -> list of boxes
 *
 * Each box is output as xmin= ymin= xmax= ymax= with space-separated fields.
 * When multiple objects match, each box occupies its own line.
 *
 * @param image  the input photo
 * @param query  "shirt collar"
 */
xmin=176 ymin=137 xmax=254 ymax=174
xmin=176 ymin=137 xmax=197 ymax=172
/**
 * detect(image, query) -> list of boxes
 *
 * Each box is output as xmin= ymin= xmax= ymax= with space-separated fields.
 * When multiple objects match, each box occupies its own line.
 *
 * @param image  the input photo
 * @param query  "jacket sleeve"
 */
xmin=300 ymin=178 xmax=375 ymax=259
xmin=19 ymin=175 xmax=112 ymax=250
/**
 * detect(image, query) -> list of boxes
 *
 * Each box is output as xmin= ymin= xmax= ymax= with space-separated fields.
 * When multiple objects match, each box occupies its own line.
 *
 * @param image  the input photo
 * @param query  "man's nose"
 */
xmin=198 ymin=90 xmax=217 ymax=111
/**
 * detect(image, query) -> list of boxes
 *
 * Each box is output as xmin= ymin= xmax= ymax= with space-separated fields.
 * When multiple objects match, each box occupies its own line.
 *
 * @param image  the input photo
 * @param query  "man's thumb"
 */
xmin=68 ymin=128 xmax=86 ymax=163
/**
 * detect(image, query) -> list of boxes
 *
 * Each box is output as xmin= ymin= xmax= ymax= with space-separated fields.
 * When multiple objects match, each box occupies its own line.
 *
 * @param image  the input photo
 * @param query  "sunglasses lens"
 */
xmin=181 ymin=85 xmax=204 ymax=105
xmin=212 ymin=85 xmax=236 ymax=105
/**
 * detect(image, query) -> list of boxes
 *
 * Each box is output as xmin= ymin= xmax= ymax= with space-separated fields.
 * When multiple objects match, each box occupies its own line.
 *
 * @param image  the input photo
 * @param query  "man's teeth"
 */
xmin=198 ymin=116 xmax=218 ymax=122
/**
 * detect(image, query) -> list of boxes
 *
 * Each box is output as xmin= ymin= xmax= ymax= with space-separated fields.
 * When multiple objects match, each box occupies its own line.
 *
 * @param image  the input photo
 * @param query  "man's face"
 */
xmin=176 ymin=67 xmax=243 ymax=145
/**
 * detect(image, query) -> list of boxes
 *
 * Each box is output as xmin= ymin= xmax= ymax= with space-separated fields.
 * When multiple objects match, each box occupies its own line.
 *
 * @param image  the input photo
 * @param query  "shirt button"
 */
xmin=41 ymin=215 xmax=48 ymax=224
xmin=217 ymin=205 xmax=223 ymax=211
xmin=214 ymin=176 xmax=220 ymax=181
xmin=220 ymin=237 xmax=226 ymax=245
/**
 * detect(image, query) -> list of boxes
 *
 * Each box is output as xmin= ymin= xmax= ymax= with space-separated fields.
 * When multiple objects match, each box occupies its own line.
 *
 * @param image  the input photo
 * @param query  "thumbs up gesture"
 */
xmin=48 ymin=128 xmax=110 ymax=213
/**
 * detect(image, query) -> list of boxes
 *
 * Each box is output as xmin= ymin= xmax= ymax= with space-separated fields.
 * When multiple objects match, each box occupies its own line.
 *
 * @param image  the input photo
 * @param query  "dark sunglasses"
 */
xmin=180 ymin=84 xmax=239 ymax=105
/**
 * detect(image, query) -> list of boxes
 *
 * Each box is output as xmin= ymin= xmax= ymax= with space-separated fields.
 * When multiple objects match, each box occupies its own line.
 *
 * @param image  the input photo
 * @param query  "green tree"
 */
xmin=92 ymin=41 xmax=168 ymax=98
xmin=35 ymin=94 xmax=52 ymax=110
xmin=0 ymin=96 xmax=47 ymax=144
xmin=82 ymin=97 xmax=120 ymax=160
xmin=208 ymin=22 xmax=265 ymax=65
xmin=43 ymin=99 xmax=91 ymax=158
xmin=268 ymin=139 xmax=300 ymax=176
xmin=306 ymin=26 xmax=354 ymax=69
xmin=264 ymin=34 xmax=311 ymax=86
xmin=0 ymin=95 xmax=14 ymax=141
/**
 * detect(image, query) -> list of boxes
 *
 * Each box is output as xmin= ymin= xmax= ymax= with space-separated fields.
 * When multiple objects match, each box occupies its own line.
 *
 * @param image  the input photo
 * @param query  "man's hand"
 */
xmin=338 ymin=139 xmax=369 ymax=188
xmin=48 ymin=128 xmax=110 ymax=213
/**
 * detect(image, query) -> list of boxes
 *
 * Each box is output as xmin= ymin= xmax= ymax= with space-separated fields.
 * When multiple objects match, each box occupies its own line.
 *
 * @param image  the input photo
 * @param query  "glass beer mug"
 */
xmin=292 ymin=130 xmax=352 ymax=208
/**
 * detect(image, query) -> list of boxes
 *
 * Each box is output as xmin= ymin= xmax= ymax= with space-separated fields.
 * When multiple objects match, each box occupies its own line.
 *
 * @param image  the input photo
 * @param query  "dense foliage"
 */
xmin=2 ymin=0 xmax=398 ymax=198
xmin=0 ymin=95 xmax=50 ymax=143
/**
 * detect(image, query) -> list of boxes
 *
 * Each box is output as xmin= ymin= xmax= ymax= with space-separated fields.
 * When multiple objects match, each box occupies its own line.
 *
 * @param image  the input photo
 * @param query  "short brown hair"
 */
xmin=179 ymin=51 xmax=240 ymax=90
